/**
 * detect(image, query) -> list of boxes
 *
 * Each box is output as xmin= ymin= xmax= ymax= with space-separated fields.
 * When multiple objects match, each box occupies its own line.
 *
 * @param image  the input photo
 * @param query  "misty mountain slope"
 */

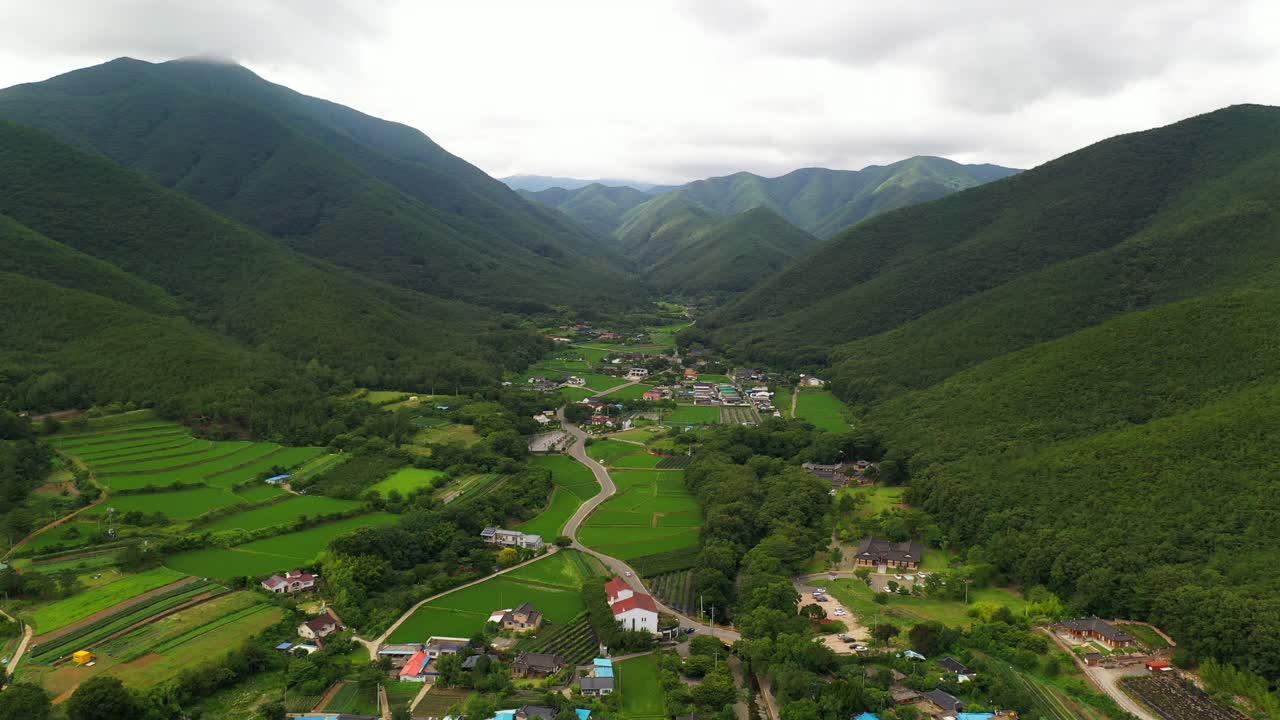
xmin=502 ymin=175 xmax=663 ymax=192
xmin=0 ymin=120 xmax=531 ymax=388
xmin=518 ymin=183 xmax=652 ymax=238
xmin=0 ymin=57 xmax=637 ymax=311
xmin=707 ymin=105 xmax=1280 ymax=369
xmin=644 ymin=207 xmax=822 ymax=293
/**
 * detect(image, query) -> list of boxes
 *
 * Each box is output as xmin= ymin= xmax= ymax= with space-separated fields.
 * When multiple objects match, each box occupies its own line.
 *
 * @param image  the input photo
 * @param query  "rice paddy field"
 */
xmin=198 ymin=495 xmax=362 ymax=532
xmin=516 ymin=456 xmax=600 ymax=537
xmin=369 ymin=467 xmax=444 ymax=497
xmin=163 ymin=513 xmax=398 ymax=579
xmin=664 ymin=405 xmax=721 ymax=426
xmin=586 ymin=440 xmax=643 ymax=464
xmin=579 ymin=470 xmax=701 ymax=560
xmin=386 ymin=550 xmax=593 ymax=644
xmin=794 ymin=389 xmax=850 ymax=432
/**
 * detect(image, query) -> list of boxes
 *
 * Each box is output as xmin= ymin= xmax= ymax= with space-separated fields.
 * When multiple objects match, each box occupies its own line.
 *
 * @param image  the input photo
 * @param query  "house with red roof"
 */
xmin=605 ymin=577 xmax=657 ymax=633
xmin=260 ymin=570 xmax=317 ymax=594
xmin=399 ymin=650 xmax=435 ymax=682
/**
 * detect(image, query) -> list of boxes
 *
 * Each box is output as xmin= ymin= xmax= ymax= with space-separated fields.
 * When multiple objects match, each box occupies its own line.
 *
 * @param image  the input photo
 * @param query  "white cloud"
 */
xmin=0 ymin=0 xmax=1277 ymax=183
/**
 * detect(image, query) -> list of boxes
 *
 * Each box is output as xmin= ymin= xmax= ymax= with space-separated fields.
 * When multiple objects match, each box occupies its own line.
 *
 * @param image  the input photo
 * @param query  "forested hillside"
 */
xmin=523 ymin=157 xmax=1017 ymax=241
xmin=0 ymin=57 xmax=638 ymax=312
xmin=701 ymin=104 xmax=1280 ymax=679
xmin=0 ymin=121 xmax=545 ymax=432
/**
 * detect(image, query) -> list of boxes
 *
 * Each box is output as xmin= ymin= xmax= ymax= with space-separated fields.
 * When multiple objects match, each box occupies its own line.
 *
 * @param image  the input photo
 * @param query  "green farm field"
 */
xmin=664 ymin=405 xmax=720 ymax=425
xmin=795 ymin=389 xmax=850 ymax=432
xmin=369 ymin=467 xmax=444 ymax=496
xmin=773 ymin=386 xmax=794 ymax=418
xmin=414 ymin=423 xmax=481 ymax=447
xmin=559 ymin=387 xmax=598 ymax=402
xmin=580 ymin=470 xmax=701 ymax=560
xmin=586 ymin=440 xmax=641 ymax=464
xmin=611 ymin=452 xmax=662 ymax=468
xmin=28 ymin=567 xmax=187 ymax=633
xmin=199 ymin=496 xmax=363 ymax=533
xmin=826 ymin=577 xmax=1022 ymax=629
xmin=516 ymin=489 xmax=579 ymax=538
xmin=85 ymin=487 xmax=248 ymax=520
xmin=599 ymin=384 xmax=654 ymax=401
xmin=387 ymin=552 xmax=590 ymax=643
xmin=617 ymin=654 xmax=667 ymax=717
xmin=164 ymin=513 xmax=397 ymax=578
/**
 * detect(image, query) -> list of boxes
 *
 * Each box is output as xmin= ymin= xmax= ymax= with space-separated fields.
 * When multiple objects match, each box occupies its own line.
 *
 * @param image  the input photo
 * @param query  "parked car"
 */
xmin=834 ymin=609 xmax=847 ymax=616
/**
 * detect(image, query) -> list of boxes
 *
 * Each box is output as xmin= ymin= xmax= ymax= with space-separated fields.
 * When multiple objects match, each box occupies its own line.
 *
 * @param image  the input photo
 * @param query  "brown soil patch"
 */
xmin=651 ymin=513 xmax=666 ymax=528
xmin=120 ymin=653 xmax=163 ymax=670
xmin=30 ymin=577 xmax=198 ymax=646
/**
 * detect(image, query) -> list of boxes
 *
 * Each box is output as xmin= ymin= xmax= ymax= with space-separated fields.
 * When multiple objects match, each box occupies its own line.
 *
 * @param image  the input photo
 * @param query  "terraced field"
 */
xmin=198 ymin=495 xmax=362 ymax=533
xmin=387 ymin=550 xmax=593 ymax=644
xmin=28 ymin=567 xmax=188 ymax=634
xmin=579 ymin=470 xmax=702 ymax=560
xmin=163 ymin=513 xmax=398 ymax=579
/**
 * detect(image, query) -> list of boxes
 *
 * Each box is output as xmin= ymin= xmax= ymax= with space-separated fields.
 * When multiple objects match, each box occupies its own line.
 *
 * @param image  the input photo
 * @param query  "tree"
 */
xmin=64 ymin=676 xmax=139 ymax=720
xmin=873 ymin=623 xmax=901 ymax=644
xmin=553 ymin=535 xmax=572 ymax=547
xmin=257 ymin=700 xmax=286 ymax=720
xmin=799 ymin=603 xmax=827 ymax=621
xmin=0 ymin=683 xmax=51 ymax=720
xmin=497 ymin=547 xmax=520 ymax=567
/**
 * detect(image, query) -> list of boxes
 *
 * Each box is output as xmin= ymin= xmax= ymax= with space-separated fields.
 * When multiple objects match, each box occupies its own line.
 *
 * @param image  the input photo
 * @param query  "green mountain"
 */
xmin=0 ymin=57 xmax=637 ymax=312
xmin=518 ymin=183 xmax=652 ymax=238
xmin=502 ymin=175 xmax=663 ymax=192
xmin=644 ymin=207 xmax=822 ymax=293
xmin=704 ymin=104 xmax=1280 ymax=675
xmin=521 ymin=157 xmax=1018 ymax=241
xmin=0 ymin=120 xmax=543 ymax=429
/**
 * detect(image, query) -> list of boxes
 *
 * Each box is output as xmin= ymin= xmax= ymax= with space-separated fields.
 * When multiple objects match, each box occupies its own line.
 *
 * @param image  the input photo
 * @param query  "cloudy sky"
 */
xmin=2 ymin=0 xmax=1278 ymax=184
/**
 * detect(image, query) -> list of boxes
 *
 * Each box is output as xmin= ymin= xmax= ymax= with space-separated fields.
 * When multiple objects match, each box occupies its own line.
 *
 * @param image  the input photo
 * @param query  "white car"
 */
xmin=834 ymin=609 xmax=846 ymax=616
xmin=894 ymin=574 xmax=904 ymax=580
xmin=624 ymin=571 xmax=631 ymax=577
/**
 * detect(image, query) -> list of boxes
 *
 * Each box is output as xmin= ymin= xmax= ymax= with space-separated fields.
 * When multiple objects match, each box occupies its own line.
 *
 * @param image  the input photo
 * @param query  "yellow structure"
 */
xmin=72 ymin=650 xmax=92 ymax=665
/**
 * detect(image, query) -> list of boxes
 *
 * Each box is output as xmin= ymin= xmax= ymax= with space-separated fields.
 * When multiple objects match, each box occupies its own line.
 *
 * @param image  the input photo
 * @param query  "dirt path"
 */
xmin=1041 ymin=627 xmax=1158 ymax=720
xmin=789 ymin=386 xmax=798 ymax=417
xmin=558 ymin=410 xmax=741 ymax=643
xmin=409 ymin=680 xmax=436 ymax=712
xmin=313 ymin=681 xmax=346 ymax=712
xmin=589 ymin=379 xmax=642 ymax=398
xmin=4 ymin=450 xmax=109 ymax=562
xmin=28 ymin=576 xmax=198 ymax=646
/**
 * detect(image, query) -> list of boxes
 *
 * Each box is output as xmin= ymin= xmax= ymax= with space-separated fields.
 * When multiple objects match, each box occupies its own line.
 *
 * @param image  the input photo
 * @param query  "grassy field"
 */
xmin=414 ymin=423 xmax=480 ymax=447
xmin=600 ymin=384 xmax=655 ymax=401
xmin=559 ymin=387 xmax=598 ymax=402
xmin=664 ymin=405 xmax=720 ymax=425
xmin=617 ymin=654 xmax=666 ymax=717
xmin=22 ymin=520 xmax=107 ymax=553
xmin=587 ymin=440 xmax=643 ymax=464
xmin=199 ymin=496 xmax=363 ymax=532
xmin=517 ymin=455 xmax=600 ymax=537
xmin=840 ymin=484 xmax=906 ymax=516
xmin=608 ymin=428 xmax=665 ymax=443
xmin=387 ymin=551 xmax=591 ymax=644
xmin=694 ymin=374 xmax=732 ymax=384
xmin=827 ymin=577 xmax=1023 ymax=629
xmin=611 ymin=452 xmax=663 ymax=468
xmin=795 ymin=390 xmax=850 ymax=432
xmin=28 ymin=567 xmax=186 ymax=633
xmin=578 ymin=373 xmax=630 ymax=392
xmin=580 ymin=470 xmax=701 ymax=560
xmin=773 ymin=386 xmax=794 ymax=418
xmin=164 ymin=513 xmax=397 ymax=579
xmin=369 ymin=467 xmax=444 ymax=497
xmin=234 ymin=484 xmax=287 ymax=503
xmin=516 ymin=488 xmax=579 ymax=538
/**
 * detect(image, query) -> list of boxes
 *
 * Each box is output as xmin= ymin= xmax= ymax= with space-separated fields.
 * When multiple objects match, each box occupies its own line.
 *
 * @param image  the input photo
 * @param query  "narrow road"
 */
xmin=558 ymin=409 xmax=740 ymax=643
xmin=0 ymin=607 xmax=31 ymax=679
xmin=592 ymin=379 xmax=642 ymax=398
xmin=3 ymin=450 xmax=108 ymax=562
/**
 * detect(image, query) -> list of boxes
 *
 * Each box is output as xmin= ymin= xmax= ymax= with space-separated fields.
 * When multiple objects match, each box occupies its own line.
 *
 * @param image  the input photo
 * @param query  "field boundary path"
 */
xmin=357 ymin=548 xmax=562 ymax=659
xmin=557 ymin=409 xmax=740 ymax=643
xmin=1041 ymin=627 xmax=1158 ymax=720
xmin=789 ymin=386 xmax=798 ymax=417
xmin=0 ymin=607 xmax=32 ymax=678
xmin=592 ymin=379 xmax=642 ymax=398
xmin=313 ymin=680 xmax=346 ymax=712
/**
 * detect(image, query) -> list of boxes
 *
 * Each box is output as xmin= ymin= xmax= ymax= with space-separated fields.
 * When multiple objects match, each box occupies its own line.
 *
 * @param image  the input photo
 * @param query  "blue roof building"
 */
xmin=575 ymin=711 xmax=592 ymax=720
xmin=593 ymin=657 xmax=613 ymax=667
xmin=595 ymin=666 xmax=614 ymax=678
xmin=854 ymin=714 xmax=881 ymax=720
xmin=957 ymin=714 xmax=995 ymax=720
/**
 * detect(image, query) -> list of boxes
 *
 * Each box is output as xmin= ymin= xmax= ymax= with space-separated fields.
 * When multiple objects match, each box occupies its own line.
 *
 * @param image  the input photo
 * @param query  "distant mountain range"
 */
xmin=519 ymin=157 xmax=1020 ymax=242
xmin=515 ymin=157 xmax=1018 ymax=293
xmin=501 ymin=174 xmax=672 ymax=193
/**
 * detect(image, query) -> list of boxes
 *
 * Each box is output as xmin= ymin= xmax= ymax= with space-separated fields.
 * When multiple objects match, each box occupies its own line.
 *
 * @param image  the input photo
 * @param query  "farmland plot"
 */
xmin=795 ymin=390 xmax=850 ymax=432
xmin=1122 ymin=675 xmax=1247 ymax=720
xmin=29 ymin=567 xmax=188 ymax=634
xmin=199 ymin=495 xmax=362 ymax=533
xmin=580 ymin=470 xmax=702 ymax=560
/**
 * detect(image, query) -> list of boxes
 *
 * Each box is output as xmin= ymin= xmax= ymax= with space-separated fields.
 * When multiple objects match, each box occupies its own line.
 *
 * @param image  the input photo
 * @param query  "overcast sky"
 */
xmin=2 ymin=0 xmax=1278 ymax=184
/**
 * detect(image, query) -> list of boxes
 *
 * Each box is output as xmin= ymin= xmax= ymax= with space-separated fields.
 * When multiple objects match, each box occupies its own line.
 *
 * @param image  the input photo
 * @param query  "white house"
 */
xmin=566 ymin=376 xmax=586 ymax=387
xmin=261 ymin=570 xmax=317 ymax=594
xmin=480 ymin=527 xmax=544 ymax=549
xmin=297 ymin=611 xmax=340 ymax=640
xmin=626 ymin=367 xmax=650 ymax=379
xmin=605 ymin=576 xmax=658 ymax=633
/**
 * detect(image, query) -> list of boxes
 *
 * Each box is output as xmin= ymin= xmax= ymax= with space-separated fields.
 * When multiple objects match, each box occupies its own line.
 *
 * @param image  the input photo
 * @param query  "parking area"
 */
xmin=796 ymin=581 xmax=870 ymax=655
xmin=868 ymin=571 xmax=925 ymax=593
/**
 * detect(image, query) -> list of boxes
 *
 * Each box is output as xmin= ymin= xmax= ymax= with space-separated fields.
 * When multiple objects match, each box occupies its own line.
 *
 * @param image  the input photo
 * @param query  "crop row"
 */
xmin=649 ymin=570 xmax=695 ymax=615
xmin=521 ymin=613 xmax=597 ymax=665
xmin=655 ymin=456 xmax=691 ymax=469
xmin=29 ymin=580 xmax=219 ymax=663
xmin=628 ymin=546 xmax=699 ymax=576
xmin=151 ymin=603 xmax=271 ymax=654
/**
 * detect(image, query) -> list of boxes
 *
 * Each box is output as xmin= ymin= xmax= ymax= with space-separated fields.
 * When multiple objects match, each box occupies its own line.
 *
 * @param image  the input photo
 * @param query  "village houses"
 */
xmin=260 ymin=570 xmax=317 ymax=594
xmin=605 ymin=576 xmax=659 ymax=633
xmin=480 ymin=526 xmax=545 ymax=550
xmin=488 ymin=602 xmax=544 ymax=633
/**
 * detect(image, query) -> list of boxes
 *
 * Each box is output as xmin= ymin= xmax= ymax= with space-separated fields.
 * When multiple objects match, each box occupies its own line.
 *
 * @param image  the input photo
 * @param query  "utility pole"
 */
xmin=964 ymin=578 xmax=973 ymax=605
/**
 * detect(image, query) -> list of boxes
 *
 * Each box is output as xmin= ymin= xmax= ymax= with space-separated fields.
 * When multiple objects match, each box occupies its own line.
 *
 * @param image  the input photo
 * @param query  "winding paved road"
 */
xmin=558 ymin=409 xmax=740 ymax=643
